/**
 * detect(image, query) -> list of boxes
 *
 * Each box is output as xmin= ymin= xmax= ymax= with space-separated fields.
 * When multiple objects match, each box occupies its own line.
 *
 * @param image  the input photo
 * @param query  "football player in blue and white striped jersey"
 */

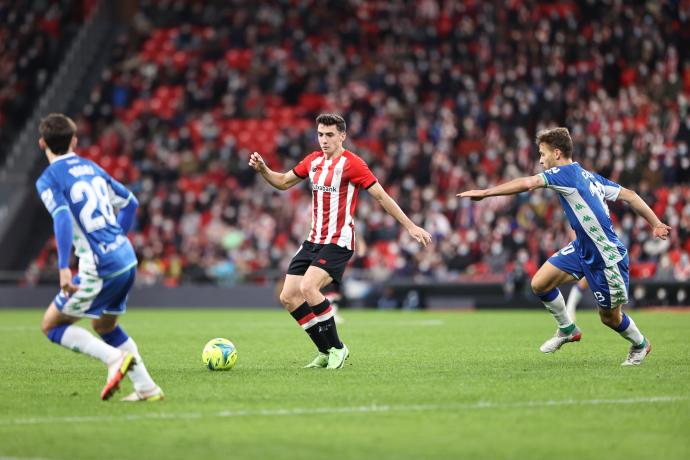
xmin=458 ymin=127 xmax=671 ymax=366
xmin=37 ymin=114 xmax=163 ymax=400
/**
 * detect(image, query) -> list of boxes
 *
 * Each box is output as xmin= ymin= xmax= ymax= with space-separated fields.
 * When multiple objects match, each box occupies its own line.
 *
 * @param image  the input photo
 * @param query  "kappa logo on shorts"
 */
xmin=319 ymin=258 xmax=327 ymax=265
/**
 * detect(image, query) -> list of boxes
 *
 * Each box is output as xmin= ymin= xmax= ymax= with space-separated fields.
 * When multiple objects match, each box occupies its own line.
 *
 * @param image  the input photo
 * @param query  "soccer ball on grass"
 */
xmin=202 ymin=338 xmax=238 ymax=370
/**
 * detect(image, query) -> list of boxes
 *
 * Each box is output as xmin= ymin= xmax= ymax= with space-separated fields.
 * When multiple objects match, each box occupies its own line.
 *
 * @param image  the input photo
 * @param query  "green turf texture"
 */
xmin=1 ymin=308 xmax=689 ymax=460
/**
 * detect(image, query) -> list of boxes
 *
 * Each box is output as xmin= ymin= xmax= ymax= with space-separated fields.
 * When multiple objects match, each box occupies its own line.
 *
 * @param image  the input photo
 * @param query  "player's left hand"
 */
xmin=457 ymin=190 xmax=486 ymax=201
xmin=248 ymin=151 xmax=267 ymax=173
xmin=653 ymin=222 xmax=672 ymax=240
xmin=59 ymin=268 xmax=77 ymax=297
xmin=409 ymin=226 xmax=432 ymax=247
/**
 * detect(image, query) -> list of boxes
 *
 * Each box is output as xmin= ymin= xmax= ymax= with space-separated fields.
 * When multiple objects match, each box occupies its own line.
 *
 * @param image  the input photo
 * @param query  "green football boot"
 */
xmin=326 ymin=344 xmax=349 ymax=369
xmin=304 ymin=352 xmax=329 ymax=368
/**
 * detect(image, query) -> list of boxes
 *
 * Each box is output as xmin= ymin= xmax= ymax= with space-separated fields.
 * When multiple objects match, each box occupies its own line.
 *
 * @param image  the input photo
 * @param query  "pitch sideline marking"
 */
xmin=393 ymin=319 xmax=445 ymax=326
xmin=0 ymin=457 xmax=59 ymax=460
xmin=2 ymin=395 xmax=687 ymax=427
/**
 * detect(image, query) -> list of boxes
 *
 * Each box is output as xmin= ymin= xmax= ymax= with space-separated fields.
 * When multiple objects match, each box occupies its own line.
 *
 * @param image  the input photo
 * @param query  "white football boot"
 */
xmin=539 ymin=328 xmax=582 ymax=353
xmin=621 ymin=339 xmax=651 ymax=366
xmin=121 ymin=386 xmax=165 ymax=402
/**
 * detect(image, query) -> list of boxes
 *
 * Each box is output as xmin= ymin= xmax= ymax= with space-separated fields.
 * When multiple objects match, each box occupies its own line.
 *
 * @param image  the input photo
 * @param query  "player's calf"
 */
xmin=98 ymin=324 xmax=161 ymax=396
xmin=290 ymin=302 xmax=331 ymax=357
xmin=601 ymin=309 xmax=650 ymax=365
xmin=535 ymin=288 xmax=579 ymax=353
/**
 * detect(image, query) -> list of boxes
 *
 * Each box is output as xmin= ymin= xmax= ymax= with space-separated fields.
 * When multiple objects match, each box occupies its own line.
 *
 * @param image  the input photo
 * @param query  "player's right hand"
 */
xmin=457 ymin=190 xmax=486 ymax=201
xmin=59 ymin=268 xmax=77 ymax=297
xmin=409 ymin=226 xmax=432 ymax=248
xmin=653 ymin=222 xmax=672 ymax=240
xmin=248 ymin=151 xmax=266 ymax=172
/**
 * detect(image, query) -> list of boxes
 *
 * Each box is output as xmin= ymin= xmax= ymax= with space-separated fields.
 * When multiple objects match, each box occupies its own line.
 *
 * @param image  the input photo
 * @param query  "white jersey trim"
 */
xmin=323 ymin=156 xmax=348 ymax=244
xmin=336 ymin=182 xmax=356 ymax=249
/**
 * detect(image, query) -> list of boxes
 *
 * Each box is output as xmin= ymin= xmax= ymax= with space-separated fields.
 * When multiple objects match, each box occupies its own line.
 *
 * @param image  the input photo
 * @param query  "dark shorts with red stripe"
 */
xmin=287 ymin=241 xmax=354 ymax=285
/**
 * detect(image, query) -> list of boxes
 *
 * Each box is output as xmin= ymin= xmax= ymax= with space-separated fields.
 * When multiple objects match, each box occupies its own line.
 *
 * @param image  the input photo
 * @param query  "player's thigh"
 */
xmin=532 ymin=262 xmax=579 ymax=293
xmin=307 ymin=244 xmax=353 ymax=287
xmin=533 ymin=243 xmax=584 ymax=293
xmin=577 ymin=277 xmax=589 ymax=290
xmin=286 ymin=241 xmax=317 ymax=279
xmin=301 ymin=265 xmax=334 ymax=293
xmin=41 ymin=302 xmax=80 ymax=334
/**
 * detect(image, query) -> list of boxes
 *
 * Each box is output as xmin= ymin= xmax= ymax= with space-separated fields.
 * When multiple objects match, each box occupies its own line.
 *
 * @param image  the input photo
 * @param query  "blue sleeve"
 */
xmin=116 ymin=194 xmax=139 ymax=234
xmin=103 ymin=171 xmax=134 ymax=209
xmin=539 ymin=164 xmax=578 ymax=195
xmin=593 ymin=173 xmax=622 ymax=201
xmin=36 ymin=172 xmax=73 ymax=268
xmin=540 ymin=164 xmax=577 ymax=188
xmin=36 ymin=173 xmax=69 ymax=218
xmin=53 ymin=208 xmax=73 ymax=269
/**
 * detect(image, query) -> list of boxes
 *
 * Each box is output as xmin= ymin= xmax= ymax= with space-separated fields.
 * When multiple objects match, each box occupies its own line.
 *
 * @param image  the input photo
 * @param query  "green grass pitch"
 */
xmin=0 ymin=308 xmax=689 ymax=460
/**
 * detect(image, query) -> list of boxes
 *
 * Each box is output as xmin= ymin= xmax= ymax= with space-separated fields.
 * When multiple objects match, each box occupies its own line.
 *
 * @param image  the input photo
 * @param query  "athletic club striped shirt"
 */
xmin=292 ymin=150 xmax=377 ymax=250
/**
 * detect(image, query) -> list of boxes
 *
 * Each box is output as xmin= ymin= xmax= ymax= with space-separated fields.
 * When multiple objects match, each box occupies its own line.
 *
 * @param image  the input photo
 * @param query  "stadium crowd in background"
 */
xmin=0 ymin=0 xmax=92 ymax=164
xmin=23 ymin=0 xmax=690 ymax=287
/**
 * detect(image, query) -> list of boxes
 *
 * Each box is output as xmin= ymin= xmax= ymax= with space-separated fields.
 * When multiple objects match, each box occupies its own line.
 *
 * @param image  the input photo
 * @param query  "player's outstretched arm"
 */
xmin=248 ymin=152 xmax=302 ymax=190
xmin=617 ymin=188 xmax=672 ymax=239
xmin=457 ymin=175 xmax=544 ymax=201
xmin=367 ymin=183 xmax=432 ymax=247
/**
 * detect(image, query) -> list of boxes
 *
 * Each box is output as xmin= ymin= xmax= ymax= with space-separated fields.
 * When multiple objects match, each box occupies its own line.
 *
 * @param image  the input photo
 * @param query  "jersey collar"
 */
xmin=50 ymin=152 xmax=77 ymax=164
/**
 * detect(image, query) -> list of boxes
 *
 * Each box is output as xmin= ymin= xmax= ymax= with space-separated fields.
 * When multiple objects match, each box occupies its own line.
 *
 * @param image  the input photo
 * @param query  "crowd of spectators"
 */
xmin=0 ymin=0 xmax=92 ymax=164
xmin=26 ymin=0 xmax=690 ymax=287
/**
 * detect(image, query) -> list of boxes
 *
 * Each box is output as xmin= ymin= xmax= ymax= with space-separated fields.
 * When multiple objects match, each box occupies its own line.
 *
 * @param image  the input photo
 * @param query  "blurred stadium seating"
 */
xmin=0 ymin=1 xmax=94 ymax=165
xmin=2 ymin=0 xmax=689 ymax=292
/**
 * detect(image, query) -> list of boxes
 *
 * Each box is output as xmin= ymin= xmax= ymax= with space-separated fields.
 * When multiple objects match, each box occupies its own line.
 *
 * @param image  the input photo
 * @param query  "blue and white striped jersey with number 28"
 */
xmin=36 ymin=152 xmax=137 ymax=278
xmin=539 ymin=162 xmax=626 ymax=268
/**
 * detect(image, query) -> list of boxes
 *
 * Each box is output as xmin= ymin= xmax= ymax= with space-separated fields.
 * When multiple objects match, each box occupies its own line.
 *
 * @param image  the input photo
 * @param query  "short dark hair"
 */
xmin=315 ymin=113 xmax=346 ymax=132
xmin=39 ymin=113 xmax=76 ymax=155
xmin=535 ymin=127 xmax=573 ymax=158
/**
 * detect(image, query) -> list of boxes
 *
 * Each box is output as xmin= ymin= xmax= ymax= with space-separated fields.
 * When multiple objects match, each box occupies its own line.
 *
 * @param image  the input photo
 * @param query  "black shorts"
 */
xmin=287 ymin=241 xmax=354 ymax=284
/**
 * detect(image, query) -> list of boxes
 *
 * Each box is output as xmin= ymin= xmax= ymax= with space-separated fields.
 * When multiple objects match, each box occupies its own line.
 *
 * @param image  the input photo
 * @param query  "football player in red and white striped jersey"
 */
xmin=249 ymin=113 xmax=431 ymax=369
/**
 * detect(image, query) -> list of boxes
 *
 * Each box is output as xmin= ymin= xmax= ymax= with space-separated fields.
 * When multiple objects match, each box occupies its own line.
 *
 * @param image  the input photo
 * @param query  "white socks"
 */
xmin=118 ymin=337 xmax=157 ymax=392
xmin=541 ymin=291 xmax=574 ymax=329
xmin=566 ymin=285 xmax=583 ymax=321
xmin=59 ymin=325 xmax=121 ymax=365
xmin=54 ymin=325 xmax=158 ymax=392
xmin=616 ymin=313 xmax=645 ymax=347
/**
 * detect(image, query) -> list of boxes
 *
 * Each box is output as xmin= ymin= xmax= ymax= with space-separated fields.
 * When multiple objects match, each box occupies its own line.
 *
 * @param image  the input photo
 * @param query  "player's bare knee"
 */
xmin=278 ymin=290 xmax=299 ymax=309
xmin=299 ymin=281 xmax=318 ymax=300
xmin=530 ymin=278 xmax=548 ymax=295
xmin=41 ymin=304 xmax=60 ymax=336
xmin=92 ymin=319 xmax=116 ymax=336
xmin=40 ymin=318 xmax=53 ymax=336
